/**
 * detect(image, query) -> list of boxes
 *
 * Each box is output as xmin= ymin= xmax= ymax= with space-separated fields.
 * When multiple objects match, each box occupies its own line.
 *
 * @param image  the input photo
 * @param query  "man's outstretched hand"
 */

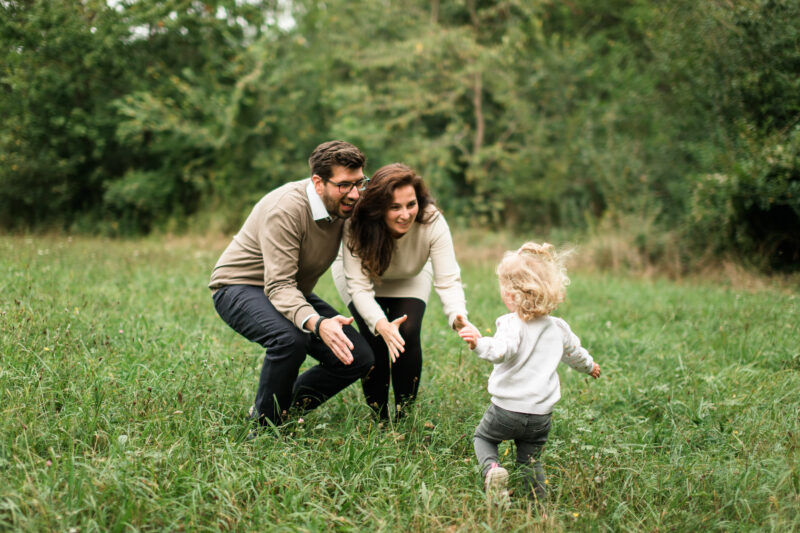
xmin=318 ymin=315 xmax=355 ymax=364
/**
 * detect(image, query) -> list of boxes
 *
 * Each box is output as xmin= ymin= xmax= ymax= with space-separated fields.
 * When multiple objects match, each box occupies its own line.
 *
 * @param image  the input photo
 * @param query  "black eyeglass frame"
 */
xmin=325 ymin=176 xmax=370 ymax=194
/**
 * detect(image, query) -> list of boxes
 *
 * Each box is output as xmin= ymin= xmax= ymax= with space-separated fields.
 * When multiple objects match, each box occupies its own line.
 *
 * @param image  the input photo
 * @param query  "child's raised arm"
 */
xmin=551 ymin=316 xmax=597 ymax=376
xmin=471 ymin=315 xmax=522 ymax=363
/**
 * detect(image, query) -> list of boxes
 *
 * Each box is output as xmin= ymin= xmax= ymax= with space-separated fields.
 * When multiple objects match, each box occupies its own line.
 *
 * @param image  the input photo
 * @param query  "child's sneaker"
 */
xmin=484 ymin=463 xmax=509 ymax=502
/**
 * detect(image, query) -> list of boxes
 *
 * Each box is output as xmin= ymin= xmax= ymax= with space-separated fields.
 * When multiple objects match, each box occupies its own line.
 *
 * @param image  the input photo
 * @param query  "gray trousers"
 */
xmin=473 ymin=403 xmax=551 ymax=498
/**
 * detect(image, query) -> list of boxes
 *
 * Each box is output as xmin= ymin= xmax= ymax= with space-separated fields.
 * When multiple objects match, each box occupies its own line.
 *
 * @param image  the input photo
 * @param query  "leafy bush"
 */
xmin=102 ymin=169 xmax=197 ymax=235
xmin=691 ymin=127 xmax=800 ymax=270
xmin=0 ymin=0 xmax=272 ymax=232
xmin=0 ymin=1 xmax=134 ymax=229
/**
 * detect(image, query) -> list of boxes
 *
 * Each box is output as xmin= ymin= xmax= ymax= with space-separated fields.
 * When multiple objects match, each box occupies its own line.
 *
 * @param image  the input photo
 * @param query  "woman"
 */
xmin=331 ymin=163 xmax=473 ymax=420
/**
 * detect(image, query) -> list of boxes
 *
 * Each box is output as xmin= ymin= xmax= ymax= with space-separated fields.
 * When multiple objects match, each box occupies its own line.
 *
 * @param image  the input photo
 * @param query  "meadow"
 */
xmin=1 ymin=234 xmax=798 ymax=532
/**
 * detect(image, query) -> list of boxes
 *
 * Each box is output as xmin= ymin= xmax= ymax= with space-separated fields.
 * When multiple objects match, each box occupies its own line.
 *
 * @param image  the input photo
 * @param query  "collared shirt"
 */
xmin=306 ymin=179 xmax=332 ymax=222
xmin=300 ymin=180 xmax=331 ymax=329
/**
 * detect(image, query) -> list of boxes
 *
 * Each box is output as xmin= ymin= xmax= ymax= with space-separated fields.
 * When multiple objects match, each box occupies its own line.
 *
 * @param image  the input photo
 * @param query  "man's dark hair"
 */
xmin=308 ymin=141 xmax=366 ymax=180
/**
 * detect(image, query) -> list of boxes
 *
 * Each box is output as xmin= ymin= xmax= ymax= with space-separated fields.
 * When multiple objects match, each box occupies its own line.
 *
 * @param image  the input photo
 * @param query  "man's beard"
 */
xmin=322 ymin=193 xmax=355 ymax=219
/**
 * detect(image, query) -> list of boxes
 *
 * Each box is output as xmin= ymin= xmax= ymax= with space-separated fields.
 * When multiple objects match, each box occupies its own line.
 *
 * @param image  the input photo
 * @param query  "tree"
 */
xmin=0 ymin=0 xmax=135 ymax=228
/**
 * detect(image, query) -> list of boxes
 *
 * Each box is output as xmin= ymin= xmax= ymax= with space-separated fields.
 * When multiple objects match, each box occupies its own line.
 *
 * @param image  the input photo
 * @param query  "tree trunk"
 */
xmin=467 ymin=0 xmax=483 ymax=159
xmin=472 ymin=71 xmax=484 ymax=157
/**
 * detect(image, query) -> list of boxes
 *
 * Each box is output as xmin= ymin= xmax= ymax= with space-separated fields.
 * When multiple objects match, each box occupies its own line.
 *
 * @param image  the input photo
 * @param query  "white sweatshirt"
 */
xmin=474 ymin=313 xmax=595 ymax=415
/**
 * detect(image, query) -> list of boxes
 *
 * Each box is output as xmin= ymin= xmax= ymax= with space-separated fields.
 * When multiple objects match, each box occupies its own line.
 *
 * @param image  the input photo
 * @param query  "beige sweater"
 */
xmin=209 ymin=179 xmax=343 ymax=330
xmin=331 ymin=207 xmax=467 ymax=334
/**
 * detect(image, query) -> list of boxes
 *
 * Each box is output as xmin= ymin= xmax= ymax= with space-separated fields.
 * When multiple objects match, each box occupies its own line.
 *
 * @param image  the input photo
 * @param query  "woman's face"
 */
xmin=384 ymin=184 xmax=419 ymax=238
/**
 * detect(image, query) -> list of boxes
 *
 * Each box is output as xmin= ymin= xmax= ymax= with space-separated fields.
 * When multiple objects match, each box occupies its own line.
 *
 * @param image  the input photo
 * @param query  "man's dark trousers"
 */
xmin=213 ymin=284 xmax=374 ymax=425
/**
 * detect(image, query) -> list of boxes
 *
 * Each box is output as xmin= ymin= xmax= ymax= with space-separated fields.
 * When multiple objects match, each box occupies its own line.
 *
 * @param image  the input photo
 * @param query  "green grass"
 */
xmin=1 ymin=234 xmax=798 ymax=532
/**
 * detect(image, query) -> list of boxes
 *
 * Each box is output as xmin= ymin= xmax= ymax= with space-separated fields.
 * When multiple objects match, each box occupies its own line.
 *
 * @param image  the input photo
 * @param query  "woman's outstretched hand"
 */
xmin=375 ymin=315 xmax=407 ymax=363
xmin=452 ymin=314 xmax=471 ymax=331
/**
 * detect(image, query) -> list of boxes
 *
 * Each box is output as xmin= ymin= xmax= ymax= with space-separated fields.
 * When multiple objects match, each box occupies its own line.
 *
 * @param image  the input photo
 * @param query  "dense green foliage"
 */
xmin=2 ymin=1 xmax=799 ymax=269
xmin=1 ymin=235 xmax=798 ymax=530
xmin=1 ymin=0 xmax=274 ymax=232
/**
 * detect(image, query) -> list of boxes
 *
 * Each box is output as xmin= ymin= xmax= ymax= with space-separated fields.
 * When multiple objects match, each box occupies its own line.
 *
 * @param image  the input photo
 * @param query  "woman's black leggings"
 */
xmin=349 ymin=297 xmax=426 ymax=420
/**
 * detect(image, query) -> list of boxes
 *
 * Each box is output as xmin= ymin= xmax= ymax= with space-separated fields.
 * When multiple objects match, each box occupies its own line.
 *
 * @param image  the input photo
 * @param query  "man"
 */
xmin=209 ymin=141 xmax=374 ymax=427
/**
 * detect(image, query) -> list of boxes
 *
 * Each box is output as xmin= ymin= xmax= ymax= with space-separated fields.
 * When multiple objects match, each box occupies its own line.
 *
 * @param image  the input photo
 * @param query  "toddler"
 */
xmin=459 ymin=242 xmax=601 ymax=501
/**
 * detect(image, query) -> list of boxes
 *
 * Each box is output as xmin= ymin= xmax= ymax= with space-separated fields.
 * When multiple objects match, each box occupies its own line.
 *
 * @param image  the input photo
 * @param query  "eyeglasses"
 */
xmin=327 ymin=176 xmax=370 ymax=194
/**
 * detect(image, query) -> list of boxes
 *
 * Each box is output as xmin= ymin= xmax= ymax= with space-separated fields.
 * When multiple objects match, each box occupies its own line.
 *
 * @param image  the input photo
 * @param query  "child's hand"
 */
xmin=458 ymin=324 xmax=481 ymax=350
xmin=590 ymin=363 xmax=601 ymax=379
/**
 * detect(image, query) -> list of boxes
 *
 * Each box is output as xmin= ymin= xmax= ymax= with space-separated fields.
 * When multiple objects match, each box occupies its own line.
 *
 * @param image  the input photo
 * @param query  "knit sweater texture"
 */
xmin=331 ymin=206 xmax=467 ymax=334
xmin=209 ymin=179 xmax=343 ymax=329
xmin=474 ymin=314 xmax=595 ymax=415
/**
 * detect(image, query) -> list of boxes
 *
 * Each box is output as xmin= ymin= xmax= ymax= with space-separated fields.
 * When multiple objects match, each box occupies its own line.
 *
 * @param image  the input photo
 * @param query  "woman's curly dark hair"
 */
xmin=347 ymin=163 xmax=436 ymax=279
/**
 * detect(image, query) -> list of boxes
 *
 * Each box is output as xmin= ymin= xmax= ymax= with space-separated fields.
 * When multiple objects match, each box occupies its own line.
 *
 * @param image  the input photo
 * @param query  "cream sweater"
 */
xmin=331 ymin=207 xmax=467 ymax=334
xmin=474 ymin=314 xmax=595 ymax=415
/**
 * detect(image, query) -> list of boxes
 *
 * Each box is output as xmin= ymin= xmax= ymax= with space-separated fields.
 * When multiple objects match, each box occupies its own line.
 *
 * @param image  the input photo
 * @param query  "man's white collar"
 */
xmin=306 ymin=179 xmax=331 ymax=221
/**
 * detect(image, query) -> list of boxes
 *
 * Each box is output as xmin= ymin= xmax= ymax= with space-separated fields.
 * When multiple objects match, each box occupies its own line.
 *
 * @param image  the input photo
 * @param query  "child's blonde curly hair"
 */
xmin=497 ymin=242 xmax=570 ymax=321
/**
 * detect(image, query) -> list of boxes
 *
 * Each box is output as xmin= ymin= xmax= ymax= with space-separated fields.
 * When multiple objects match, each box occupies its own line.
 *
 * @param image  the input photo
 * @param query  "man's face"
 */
xmin=313 ymin=165 xmax=366 ymax=219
